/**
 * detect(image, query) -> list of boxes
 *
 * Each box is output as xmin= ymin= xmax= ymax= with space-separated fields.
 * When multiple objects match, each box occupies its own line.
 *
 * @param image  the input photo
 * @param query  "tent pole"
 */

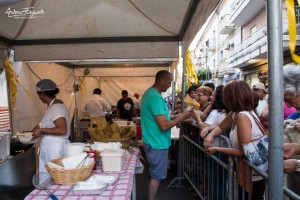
xmin=171 ymin=69 xmax=176 ymax=115
xmin=266 ymin=0 xmax=284 ymax=199
xmin=181 ymin=42 xmax=187 ymax=109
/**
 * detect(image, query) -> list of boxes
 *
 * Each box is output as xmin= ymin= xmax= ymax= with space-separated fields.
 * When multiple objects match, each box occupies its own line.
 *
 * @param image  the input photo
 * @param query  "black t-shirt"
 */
xmin=117 ymin=97 xmax=134 ymax=120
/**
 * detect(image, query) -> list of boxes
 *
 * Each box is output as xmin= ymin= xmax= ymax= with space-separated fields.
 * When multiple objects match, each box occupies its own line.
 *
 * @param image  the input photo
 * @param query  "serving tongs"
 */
xmin=76 ymin=154 xmax=90 ymax=168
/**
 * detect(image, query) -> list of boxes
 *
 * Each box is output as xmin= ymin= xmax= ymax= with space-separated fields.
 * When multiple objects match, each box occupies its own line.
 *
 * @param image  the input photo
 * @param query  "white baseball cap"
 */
xmin=253 ymin=82 xmax=268 ymax=94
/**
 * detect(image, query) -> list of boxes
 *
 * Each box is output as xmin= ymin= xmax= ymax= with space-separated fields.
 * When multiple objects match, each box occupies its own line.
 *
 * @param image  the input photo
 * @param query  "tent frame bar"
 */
xmin=74 ymin=75 xmax=155 ymax=78
xmin=1 ymin=36 xmax=179 ymax=46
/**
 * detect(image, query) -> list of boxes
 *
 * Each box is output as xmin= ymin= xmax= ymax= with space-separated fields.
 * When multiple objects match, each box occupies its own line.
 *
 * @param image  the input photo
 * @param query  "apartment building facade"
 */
xmin=193 ymin=0 xmax=300 ymax=88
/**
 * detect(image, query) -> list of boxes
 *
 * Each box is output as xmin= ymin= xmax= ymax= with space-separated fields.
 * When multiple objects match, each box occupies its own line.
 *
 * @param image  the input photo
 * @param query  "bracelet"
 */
xmin=210 ymin=131 xmax=215 ymax=137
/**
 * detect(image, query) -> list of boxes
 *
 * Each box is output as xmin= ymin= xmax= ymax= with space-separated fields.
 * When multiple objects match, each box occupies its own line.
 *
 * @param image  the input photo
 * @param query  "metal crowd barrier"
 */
xmin=168 ymin=123 xmax=234 ymax=200
xmin=168 ymin=123 xmax=300 ymax=200
xmin=238 ymin=158 xmax=300 ymax=200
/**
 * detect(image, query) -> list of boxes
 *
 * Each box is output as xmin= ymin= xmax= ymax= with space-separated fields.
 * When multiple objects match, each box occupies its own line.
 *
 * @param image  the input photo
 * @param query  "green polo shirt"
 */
xmin=141 ymin=87 xmax=171 ymax=149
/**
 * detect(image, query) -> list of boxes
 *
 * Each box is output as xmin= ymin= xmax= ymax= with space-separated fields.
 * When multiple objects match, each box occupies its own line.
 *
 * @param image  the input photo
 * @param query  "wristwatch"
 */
xmin=295 ymin=160 xmax=300 ymax=175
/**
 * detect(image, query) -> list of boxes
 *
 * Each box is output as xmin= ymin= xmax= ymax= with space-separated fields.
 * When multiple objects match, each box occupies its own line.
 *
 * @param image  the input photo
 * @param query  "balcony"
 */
xmin=220 ymin=14 xmax=236 ymax=35
xmin=216 ymin=68 xmax=236 ymax=78
xmin=283 ymin=24 xmax=300 ymax=50
xmin=228 ymin=25 xmax=267 ymax=68
xmin=206 ymin=38 xmax=216 ymax=52
xmin=230 ymin=0 xmax=265 ymax=26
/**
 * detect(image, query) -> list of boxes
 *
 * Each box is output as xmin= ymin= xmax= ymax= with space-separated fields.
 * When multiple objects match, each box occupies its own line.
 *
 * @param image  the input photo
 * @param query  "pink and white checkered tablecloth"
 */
xmin=25 ymin=147 xmax=143 ymax=200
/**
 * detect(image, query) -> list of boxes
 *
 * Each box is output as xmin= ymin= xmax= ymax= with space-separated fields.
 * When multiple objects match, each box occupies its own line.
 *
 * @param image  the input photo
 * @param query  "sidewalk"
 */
xmin=136 ymin=147 xmax=196 ymax=200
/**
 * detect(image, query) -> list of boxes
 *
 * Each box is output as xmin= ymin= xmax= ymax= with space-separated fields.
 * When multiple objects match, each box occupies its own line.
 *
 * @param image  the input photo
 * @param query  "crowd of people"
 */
xmin=145 ymin=65 xmax=300 ymax=199
xmin=31 ymin=64 xmax=300 ymax=200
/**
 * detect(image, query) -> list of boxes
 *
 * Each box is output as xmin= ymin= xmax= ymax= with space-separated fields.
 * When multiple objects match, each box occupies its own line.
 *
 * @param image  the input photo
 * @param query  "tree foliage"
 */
xmin=197 ymin=68 xmax=212 ymax=83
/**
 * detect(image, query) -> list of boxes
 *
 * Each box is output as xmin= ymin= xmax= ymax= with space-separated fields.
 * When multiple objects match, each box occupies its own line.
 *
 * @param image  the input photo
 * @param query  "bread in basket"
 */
xmin=45 ymin=157 xmax=95 ymax=185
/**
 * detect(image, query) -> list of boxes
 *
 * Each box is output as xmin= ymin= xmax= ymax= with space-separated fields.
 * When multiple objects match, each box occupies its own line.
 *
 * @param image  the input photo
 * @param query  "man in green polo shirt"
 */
xmin=141 ymin=70 xmax=192 ymax=200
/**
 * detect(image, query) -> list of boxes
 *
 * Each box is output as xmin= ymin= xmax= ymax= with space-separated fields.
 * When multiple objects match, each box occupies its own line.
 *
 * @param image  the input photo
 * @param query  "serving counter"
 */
xmin=0 ymin=147 xmax=36 ymax=200
xmin=25 ymin=147 xmax=143 ymax=200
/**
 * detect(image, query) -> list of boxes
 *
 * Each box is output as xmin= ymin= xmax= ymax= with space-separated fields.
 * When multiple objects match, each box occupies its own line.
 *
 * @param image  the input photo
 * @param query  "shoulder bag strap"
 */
xmin=248 ymin=111 xmax=267 ymax=135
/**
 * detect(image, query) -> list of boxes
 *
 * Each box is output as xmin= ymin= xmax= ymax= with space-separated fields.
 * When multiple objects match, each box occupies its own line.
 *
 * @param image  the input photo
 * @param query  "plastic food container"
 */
xmin=87 ymin=174 xmax=119 ymax=186
xmin=72 ymin=181 xmax=107 ymax=195
xmin=66 ymin=143 xmax=85 ymax=157
xmin=100 ymin=149 xmax=125 ymax=172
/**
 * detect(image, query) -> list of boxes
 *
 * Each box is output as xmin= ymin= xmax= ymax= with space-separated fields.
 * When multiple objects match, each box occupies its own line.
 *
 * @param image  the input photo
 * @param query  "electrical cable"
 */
xmin=128 ymin=0 xmax=176 ymax=35
xmin=25 ymin=62 xmax=74 ymax=87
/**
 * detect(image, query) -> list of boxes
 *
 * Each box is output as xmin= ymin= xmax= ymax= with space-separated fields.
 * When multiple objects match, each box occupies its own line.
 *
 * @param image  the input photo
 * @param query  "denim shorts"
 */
xmin=143 ymin=143 xmax=169 ymax=180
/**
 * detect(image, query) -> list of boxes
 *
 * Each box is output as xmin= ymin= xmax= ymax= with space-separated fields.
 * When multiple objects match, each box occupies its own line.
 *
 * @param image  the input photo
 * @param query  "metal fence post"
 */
xmin=266 ymin=0 xmax=284 ymax=199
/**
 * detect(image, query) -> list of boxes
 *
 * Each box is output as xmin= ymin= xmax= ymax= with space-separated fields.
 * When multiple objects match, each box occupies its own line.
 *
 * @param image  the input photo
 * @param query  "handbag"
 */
xmin=242 ymin=112 xmax=269 ymax=172
xmin=284 ymin=119 xmax=300 ymax=158
xmin=237 ymin=159 xmax=252 ymax=195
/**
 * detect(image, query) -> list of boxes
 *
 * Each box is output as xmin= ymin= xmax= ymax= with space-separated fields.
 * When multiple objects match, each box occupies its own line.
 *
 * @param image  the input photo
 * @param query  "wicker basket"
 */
xmin=45 ymin=157 xmax=94 ymax=185
xmin=91 ymin=136 xmax=132 ymax=149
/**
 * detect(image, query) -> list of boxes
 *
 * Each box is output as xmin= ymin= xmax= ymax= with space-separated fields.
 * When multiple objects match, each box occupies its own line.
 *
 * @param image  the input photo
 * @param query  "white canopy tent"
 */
xmin=0 ymin=0 xmax=220 ymax=134
xmin=0 ymin=0 xmax=290 ymax=198
xmin=0 ymin=0 xmax=219 ymax=61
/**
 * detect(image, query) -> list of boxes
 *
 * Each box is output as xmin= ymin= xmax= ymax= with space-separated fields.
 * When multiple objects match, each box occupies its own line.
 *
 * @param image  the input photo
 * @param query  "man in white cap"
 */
xmin=252 ymin=82 xmax=268 ymax=116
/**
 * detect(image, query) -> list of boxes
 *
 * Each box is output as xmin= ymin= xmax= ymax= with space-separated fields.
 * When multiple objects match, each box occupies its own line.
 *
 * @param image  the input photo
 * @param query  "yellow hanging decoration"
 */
xmin=176 ymin=72 xmax=182 ymax=94
xmin=185 ymin=50 xmax=198 ymax=88
xmin=286 ymin=0 xmax=300 ymax=64
xmin=3 ymin=59 xmax=21 ymax=112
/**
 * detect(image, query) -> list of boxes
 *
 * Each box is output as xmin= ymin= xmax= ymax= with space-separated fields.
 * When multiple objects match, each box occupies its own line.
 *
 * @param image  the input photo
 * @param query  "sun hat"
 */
xmin=253 ymin=82 xmax=268 ymax=94
xmin=36 ymin=79 xmax=57 ymax=92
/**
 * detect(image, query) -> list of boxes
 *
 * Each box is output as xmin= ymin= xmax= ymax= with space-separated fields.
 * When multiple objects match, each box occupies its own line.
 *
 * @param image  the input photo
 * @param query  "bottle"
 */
xmin=84 ymin=146 xmax=97 ymax=170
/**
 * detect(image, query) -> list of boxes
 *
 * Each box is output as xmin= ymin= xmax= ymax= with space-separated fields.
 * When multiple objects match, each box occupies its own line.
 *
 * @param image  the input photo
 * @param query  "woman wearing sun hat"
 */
xmin=32 ymin=79 xmax=70 ymax=174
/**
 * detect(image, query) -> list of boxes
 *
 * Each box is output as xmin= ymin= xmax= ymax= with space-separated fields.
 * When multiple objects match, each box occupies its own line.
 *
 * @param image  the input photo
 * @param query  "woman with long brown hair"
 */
xmin=201 ymin=80 xmax=265 ymax=200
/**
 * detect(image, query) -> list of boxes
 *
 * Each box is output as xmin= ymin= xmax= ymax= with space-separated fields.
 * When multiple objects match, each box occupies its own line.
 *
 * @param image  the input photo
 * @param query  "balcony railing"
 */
xmin=228 ymin=25 xmax=267 ymax=68
xmin=220 ymin=14 xmax=235 ymax=34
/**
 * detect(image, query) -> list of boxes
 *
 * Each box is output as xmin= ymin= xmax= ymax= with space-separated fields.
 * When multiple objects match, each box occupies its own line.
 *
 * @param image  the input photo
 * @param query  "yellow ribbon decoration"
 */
xmin=286 ymin=0 xmax=300 ymax=63
xmin=3 ymin=59 xmax=21 ymax=112
xmin=185 ymin=50 xmax=198 ymax=88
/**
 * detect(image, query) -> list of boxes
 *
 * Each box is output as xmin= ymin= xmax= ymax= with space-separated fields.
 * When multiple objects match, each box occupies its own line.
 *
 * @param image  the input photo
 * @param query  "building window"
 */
xmin=220 ymin=50 xmax=224 ymax=61
xmin=250 ymin=25 xmax=257 ymax=35
xmin=244 ymin=72 xmax=259 ymax=88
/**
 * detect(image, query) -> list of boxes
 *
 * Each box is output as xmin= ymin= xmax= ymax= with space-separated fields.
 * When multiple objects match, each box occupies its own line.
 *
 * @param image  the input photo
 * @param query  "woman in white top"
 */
xmin=201 ymin=80 xmax=265 ymax=200
xmin=193 ymin=85 xmax=228 ymax=130
xmin=193 ymin=85 xmax=229 ymax=200
xmin=32 ymin=79 xmax=70 ymax=174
